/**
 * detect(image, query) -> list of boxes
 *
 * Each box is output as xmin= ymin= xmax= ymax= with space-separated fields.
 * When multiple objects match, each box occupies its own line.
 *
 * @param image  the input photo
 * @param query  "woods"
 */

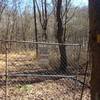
xmin=56 ymin=0 xmax=67 ymax=72
xmin=0 ymin=0 xmax=91 ymax=100
xmin=0 ymin=0 xmax=88 ymax=71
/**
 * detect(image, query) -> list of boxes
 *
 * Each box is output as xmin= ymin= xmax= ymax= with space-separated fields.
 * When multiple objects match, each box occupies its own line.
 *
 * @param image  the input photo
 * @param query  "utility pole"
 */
xmin=89 ymin=0 xmax=100 ymax=100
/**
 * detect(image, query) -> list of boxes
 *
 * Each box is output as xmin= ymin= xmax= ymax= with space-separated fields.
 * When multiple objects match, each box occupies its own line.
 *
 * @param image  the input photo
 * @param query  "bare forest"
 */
xmin=0 ymin=0 xmax=90 ymax=100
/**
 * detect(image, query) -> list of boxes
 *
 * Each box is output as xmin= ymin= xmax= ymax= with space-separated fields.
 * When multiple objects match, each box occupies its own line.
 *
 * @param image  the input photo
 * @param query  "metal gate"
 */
xmin=0 ymin=40 xmax=90 ymax=100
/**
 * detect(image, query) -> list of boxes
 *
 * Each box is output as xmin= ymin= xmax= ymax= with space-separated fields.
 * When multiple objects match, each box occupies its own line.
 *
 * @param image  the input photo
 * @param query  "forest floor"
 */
xmin=0 ymin=51 xmax=90 ymax=100
xmin=0 ymin=79 xmax=90 ymax=100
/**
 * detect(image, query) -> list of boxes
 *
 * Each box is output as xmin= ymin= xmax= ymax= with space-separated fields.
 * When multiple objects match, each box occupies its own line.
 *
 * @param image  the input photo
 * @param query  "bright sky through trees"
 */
xmin=7 ymin=0 xmax=88 ymax=11
xmin=23 ymin=0 xmax=88 ymax=7
xmin=73 ymin=0 xmax=88 ymax=6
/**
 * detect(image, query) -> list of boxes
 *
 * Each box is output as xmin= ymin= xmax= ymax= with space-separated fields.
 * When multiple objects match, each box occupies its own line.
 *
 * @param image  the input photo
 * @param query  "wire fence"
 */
xmin=0 ymin=40 xmax=90 ymax=100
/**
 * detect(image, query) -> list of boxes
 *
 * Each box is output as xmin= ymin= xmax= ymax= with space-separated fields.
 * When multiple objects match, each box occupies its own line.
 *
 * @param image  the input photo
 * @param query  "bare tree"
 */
xmin=33 ymin=0 xmax=38 ymax=57
xmin=55 ymin=0 xmax=76 ymax=72
xmin=0 ymin=0 xmax=6 ymax=21
xmin=36 ymin=0 xmax=48 ymax=41
xmin=55 ymin=0 xmax=67 ymax=72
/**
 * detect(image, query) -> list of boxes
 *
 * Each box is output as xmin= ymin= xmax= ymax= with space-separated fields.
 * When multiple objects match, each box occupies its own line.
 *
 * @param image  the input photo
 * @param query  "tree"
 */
xmin=36 ymin=0 xmax=48 ymax=41
xmin=55 ymin=0 xmax=67 ymax=72
xmin=89 ymin=0 xmax=100 ymax=100
xmin=0 ymin=0 xmax=6 ymax=21
xmin=55 ymin=0 xmax=76 ymax=72
xmin=33 ymin=0 xmax=38 ymax=57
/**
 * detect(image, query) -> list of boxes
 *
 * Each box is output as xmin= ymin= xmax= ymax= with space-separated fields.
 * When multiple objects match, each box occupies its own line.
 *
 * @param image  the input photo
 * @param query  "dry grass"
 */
xmin=0 ymin=79 xmax=90 ymax=100
xmin=0 ymin=51 xmax=37 ymax=73
xmin=0 ymin=50 xmax=90 ymax=100
xmin=0 ymin=50 xmax=61 ymax=73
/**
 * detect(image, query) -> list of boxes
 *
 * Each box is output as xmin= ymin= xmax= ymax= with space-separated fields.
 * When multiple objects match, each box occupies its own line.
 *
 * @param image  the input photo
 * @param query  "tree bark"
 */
xmin=56 ymin=0 xmax=67 ymax=72
xmin=33 ymin=0 xmax=38 ymax=57
xmin=89 ymin=0 xmax=100 ymax=100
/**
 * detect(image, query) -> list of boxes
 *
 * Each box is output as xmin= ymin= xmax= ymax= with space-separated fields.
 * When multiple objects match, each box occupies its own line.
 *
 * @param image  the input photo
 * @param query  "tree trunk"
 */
xmin=89 ymin=0 xmax=100 ymax=100
xmin=56 ymin=0 xmax=67 ymax=72
xmin=33 ymin=0 xmax=38 ymax=57
xmin=42 ymin=0 xmax=48 ymax=41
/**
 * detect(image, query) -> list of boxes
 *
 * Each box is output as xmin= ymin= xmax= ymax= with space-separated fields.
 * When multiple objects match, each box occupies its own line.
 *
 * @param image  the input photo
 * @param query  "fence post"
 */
xmin=5 ymin=41 xmax=8 ymax=100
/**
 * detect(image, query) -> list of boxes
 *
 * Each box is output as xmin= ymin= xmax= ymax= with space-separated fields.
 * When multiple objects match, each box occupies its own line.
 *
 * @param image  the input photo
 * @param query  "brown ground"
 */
xmin=0 ymin=79 xmax=90 ymax=100
xmin=0 ymin=51 xmax=90 ymax=100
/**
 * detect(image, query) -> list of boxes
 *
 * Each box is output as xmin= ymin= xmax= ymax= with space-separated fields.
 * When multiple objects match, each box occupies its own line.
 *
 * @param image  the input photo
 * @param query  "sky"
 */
xmin=23 ymin=0 xmax=88 ymax=7
xmin=73 ymin=0 xmax=88 ymax=6
xmin=7 ymin=0 xmax=88 ymax=11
